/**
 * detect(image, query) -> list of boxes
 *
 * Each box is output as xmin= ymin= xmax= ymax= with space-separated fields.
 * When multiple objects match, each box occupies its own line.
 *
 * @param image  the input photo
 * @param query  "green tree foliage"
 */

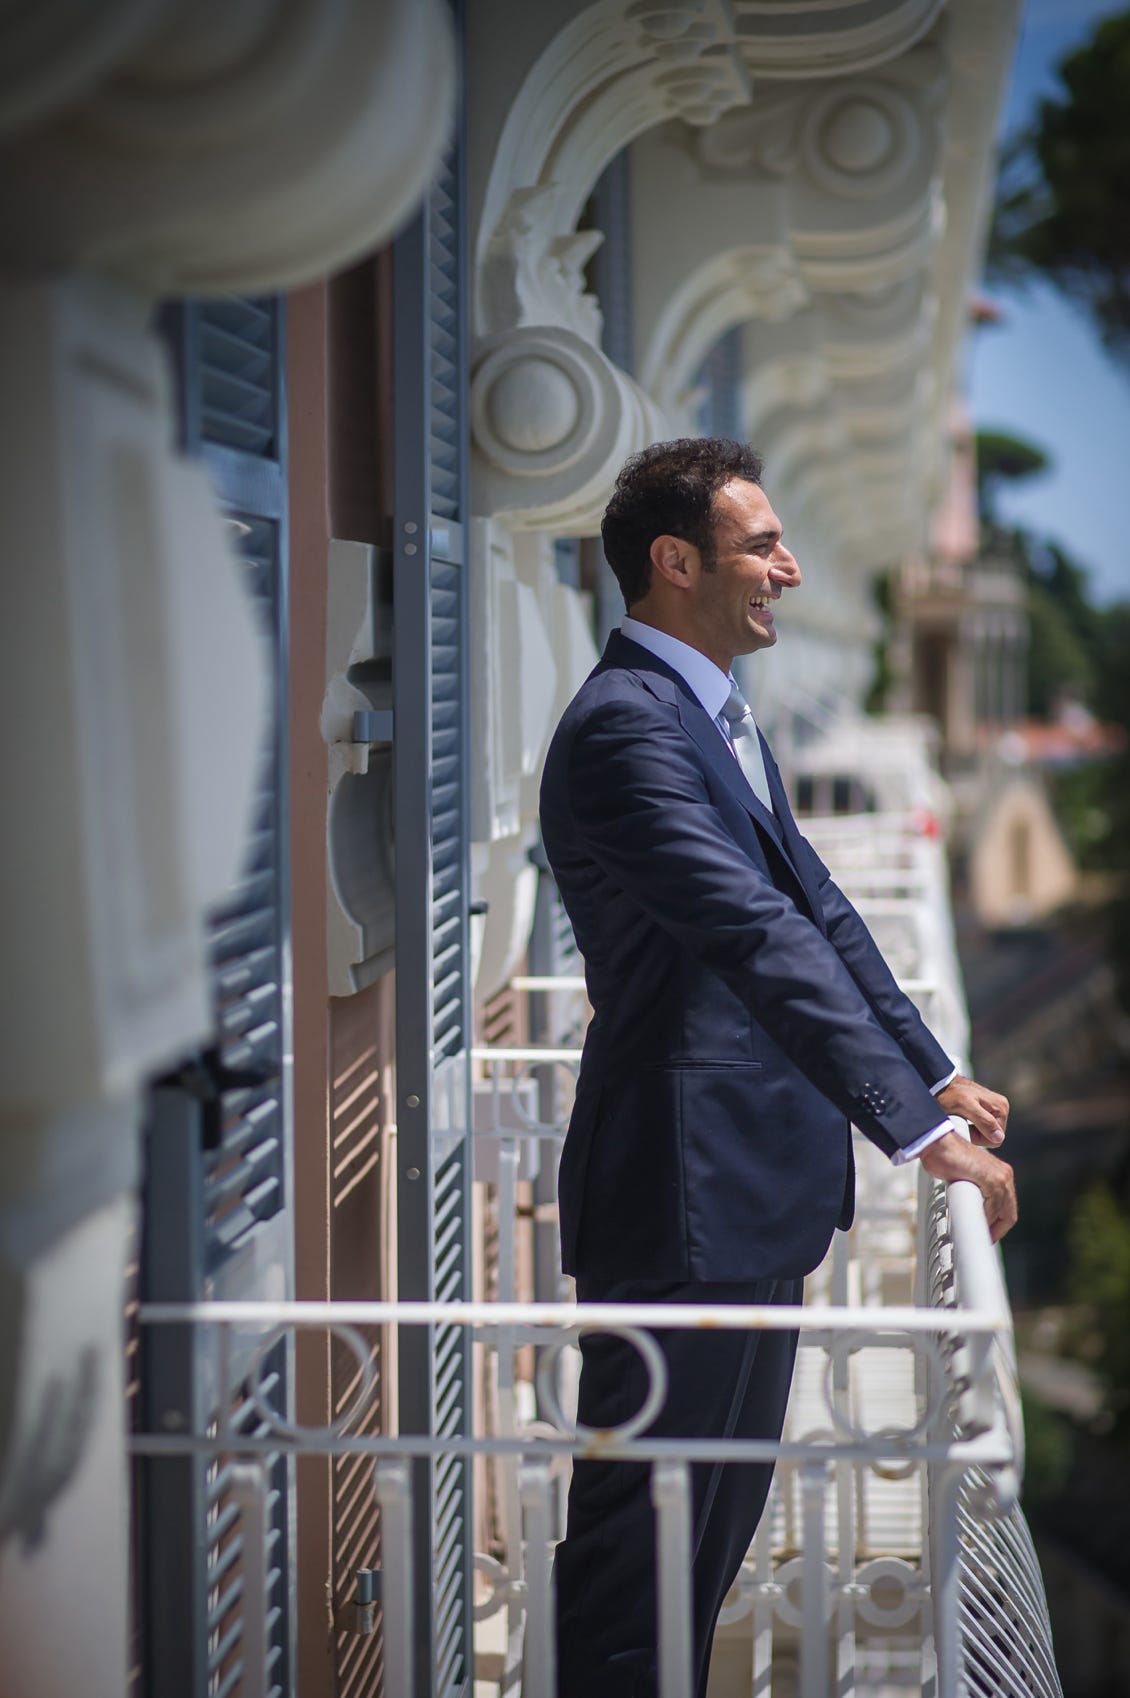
xmin=972 ymin=432 xmax=1130 ymax=737
xmin=1033 ymin=577 xmax=1130 ymax=958
xmin=973 ymin=428 xmax=1099 ymax=715
xmin=990 ymin=12 xmax=1130 ymax=362
xmin=1025 ymin=539 xmax=1103 ymax=715
xmin=1020 ymin=1394 xmax=1074 ymax=1500
xmin=1094 ymin=600 xmax=1130 ymax=732
xmin=1086 ymin=599 xmax=1130 ymax=870
xmin=1088 ymin=603 xmax=1130 ymax=1008
xmin=1068 ymin=1181 xmax=1130 ymax=1437
xmin=1026 ymin=577 xmax=1095 ymax=716
xmin=975 ymin=433 xmax=1130 ymax=931
xmin=975 ymin=428 xmax=1050 ymax=522
xmin=864 ymin=569 xmax=894 ymax=715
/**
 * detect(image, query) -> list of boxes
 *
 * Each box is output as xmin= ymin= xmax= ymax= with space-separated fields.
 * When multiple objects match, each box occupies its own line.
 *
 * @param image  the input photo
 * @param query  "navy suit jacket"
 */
xmin=538 ymin=630 xmax=954 ymax=1282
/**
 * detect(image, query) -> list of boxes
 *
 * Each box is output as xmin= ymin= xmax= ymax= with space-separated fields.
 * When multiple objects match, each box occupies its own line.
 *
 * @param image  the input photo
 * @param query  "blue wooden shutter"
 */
xmin=695 ymin=324 xmax=743 ymax=440
xmin=138 ymin=295 xmax=293 ymax=1698
xmin=589 ymin=150 xmax=634 ymax=377
xmin=391 ymin=20 xmax=474 ymax=1692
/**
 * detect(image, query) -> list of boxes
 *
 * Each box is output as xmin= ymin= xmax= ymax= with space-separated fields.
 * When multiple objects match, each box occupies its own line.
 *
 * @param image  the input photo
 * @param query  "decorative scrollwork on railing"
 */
xmin=534 ymin=1324 xmax=669 ymax=1443
xmin=821 ymin=1329 xmax=949 ymax=1448
xmin=247 ymin=1320 xmax=378 ymax=1443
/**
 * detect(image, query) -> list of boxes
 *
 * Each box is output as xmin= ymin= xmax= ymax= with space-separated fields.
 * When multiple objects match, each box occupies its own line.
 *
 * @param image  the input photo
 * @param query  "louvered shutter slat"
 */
xmin=139 ymin=295 xmax=292 ymax=1698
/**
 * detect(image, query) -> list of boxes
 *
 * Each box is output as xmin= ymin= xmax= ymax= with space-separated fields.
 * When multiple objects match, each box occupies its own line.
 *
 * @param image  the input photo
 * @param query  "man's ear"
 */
xmin=649 ymin=533 xmax=697 ymax=591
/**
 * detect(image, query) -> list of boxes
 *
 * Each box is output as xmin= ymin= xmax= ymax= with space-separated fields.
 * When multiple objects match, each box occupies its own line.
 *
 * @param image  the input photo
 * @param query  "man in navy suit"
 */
xmin=538 ymin=438 xmax=1016 ymax=1697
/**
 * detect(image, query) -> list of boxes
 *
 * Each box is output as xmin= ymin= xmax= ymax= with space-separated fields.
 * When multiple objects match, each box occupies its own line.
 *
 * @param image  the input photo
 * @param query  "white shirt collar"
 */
xmin=620 ymin=615 xmax=732 ymax=720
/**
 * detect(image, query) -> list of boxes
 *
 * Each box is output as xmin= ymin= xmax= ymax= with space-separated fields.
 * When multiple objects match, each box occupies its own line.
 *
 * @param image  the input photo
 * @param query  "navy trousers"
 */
xmin=553 ymin=1277 xmax=802 ymax=1698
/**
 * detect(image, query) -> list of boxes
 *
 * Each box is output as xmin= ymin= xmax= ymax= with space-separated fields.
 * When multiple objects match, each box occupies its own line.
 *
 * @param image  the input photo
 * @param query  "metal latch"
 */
xmin=158 ymin=1044 xmax=275 ymax=1149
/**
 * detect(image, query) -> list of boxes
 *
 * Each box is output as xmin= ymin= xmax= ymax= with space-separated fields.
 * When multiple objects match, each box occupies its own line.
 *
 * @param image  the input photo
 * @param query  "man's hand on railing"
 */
xmin=918 ymin=1130 xmax=1018 ymax=1243
xmin=934 ymin=1073 xmax=1009 ymax=1149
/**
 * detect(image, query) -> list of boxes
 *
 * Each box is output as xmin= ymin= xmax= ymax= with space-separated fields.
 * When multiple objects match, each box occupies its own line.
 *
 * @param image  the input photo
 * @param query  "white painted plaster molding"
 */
xmin=728 ymin=0 xmax=946 ymax=80
xmin=0 ymin=277 xmax=267 ymax=1114
xmin=0 ymin=0 xmax=455 ymax=293
xmin=471 ymin=832 xmax=541 ymax=1003
xmin=473 ymin=0 xmax=950 ymax=335
xmin=469 ymin=1 xmax=961 ymax=533
xmin=474 ymin=0 xmax=751 ymax=339
xmin=642 ymin=243 xmax=810 ymax=414
xmin=921 ymin=0 xmax=1023 ymax=507
xmin=465 ymin=0 xmax=1019 ymax=706
xmin=470 ymin=325 xmax=670 ymax=533
xmin=469 ymin=521 xmax=561 ymax=842
xmin=636 ymin=41 xmax=946 ymax=399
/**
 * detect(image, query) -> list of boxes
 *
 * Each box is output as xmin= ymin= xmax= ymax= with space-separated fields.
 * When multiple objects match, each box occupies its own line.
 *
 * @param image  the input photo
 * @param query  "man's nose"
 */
xmin=772 ymin=550 xmax=801 ymax=587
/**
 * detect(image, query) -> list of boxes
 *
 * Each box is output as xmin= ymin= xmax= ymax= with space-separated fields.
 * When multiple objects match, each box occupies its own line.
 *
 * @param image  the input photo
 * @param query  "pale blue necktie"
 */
xmin=719 ymin=683 xmax=774 ymax=812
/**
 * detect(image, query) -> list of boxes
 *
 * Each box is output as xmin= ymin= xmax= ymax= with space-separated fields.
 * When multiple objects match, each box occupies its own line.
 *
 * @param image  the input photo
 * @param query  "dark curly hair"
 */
xmin=601 ymin=437 xmax=764 ymax=609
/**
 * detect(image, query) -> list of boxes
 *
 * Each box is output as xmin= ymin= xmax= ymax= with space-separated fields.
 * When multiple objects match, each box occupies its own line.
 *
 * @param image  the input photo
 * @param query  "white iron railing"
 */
xmin=130 ymin=1267 xmax=1040 ymax=1698
xmin=130 ymin=806 xmax=1061 ymax=1697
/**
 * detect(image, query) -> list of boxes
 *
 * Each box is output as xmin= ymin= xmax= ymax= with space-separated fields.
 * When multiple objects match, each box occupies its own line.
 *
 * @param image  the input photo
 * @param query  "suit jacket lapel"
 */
xmin=760 ymin=732 xmax=827 ymax=930
xmin=599 ymin=630 xmax=822 ymax=922
xmin=675 ymin=696 xmax=823 ymax=921
xmin=676 ymin=694 xmax=784 ymax=844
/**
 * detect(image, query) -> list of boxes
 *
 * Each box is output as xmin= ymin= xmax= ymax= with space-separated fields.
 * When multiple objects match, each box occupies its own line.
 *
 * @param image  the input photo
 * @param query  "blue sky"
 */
xmin=968 ymin=0 xmax=1130 ymax=606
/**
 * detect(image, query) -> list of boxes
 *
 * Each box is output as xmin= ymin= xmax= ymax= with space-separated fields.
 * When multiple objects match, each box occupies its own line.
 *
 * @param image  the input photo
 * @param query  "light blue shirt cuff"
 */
xmin=890 ymin=1065 xmax=960 ymax=1163
xmin=891 ymin=1119 xmax=954 ymax=1166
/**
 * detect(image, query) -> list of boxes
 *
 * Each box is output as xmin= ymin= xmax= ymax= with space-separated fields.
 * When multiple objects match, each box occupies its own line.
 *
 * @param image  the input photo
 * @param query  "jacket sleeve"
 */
xmin=799 ymin=837 xmax=955 ymax=1089
xmin=565 ymin=693 xmax=950 ymax=1158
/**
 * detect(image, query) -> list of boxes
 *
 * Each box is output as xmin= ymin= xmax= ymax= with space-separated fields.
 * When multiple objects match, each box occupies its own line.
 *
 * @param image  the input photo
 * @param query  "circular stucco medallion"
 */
xmin=484 ymin=355 xmax=580 ymax=455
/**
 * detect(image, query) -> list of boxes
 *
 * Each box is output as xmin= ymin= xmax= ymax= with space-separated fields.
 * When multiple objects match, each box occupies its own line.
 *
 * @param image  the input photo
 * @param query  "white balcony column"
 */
xmin=0 ymin=5 xmax=457 ymax=1694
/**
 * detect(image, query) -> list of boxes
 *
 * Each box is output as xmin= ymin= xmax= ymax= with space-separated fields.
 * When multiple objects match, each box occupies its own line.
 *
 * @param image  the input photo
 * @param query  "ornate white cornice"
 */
xmin=468 ymin=0 xmax=961 ymax=533
xmin=642 ymin=244 xmax=809 ymax=412
xmin=625 ymin=22 xmax=965 ymax=573
xmin=474 ymin=0 xmax=751 ymax=338
xmin=0 ymin=0 xmax=456 ymax=293
xmin=474 ymin=0 xmax=951 ymax=313
xmin=637 ymin=40 xmax=946 ymax=390
xmin=728 ymin=0 xmax=946 ymax=80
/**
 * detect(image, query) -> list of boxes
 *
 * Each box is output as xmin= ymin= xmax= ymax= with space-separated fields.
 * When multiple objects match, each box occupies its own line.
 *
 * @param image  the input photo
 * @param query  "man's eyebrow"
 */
xmin=739 ymin=528 xmax=781 ymax=547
